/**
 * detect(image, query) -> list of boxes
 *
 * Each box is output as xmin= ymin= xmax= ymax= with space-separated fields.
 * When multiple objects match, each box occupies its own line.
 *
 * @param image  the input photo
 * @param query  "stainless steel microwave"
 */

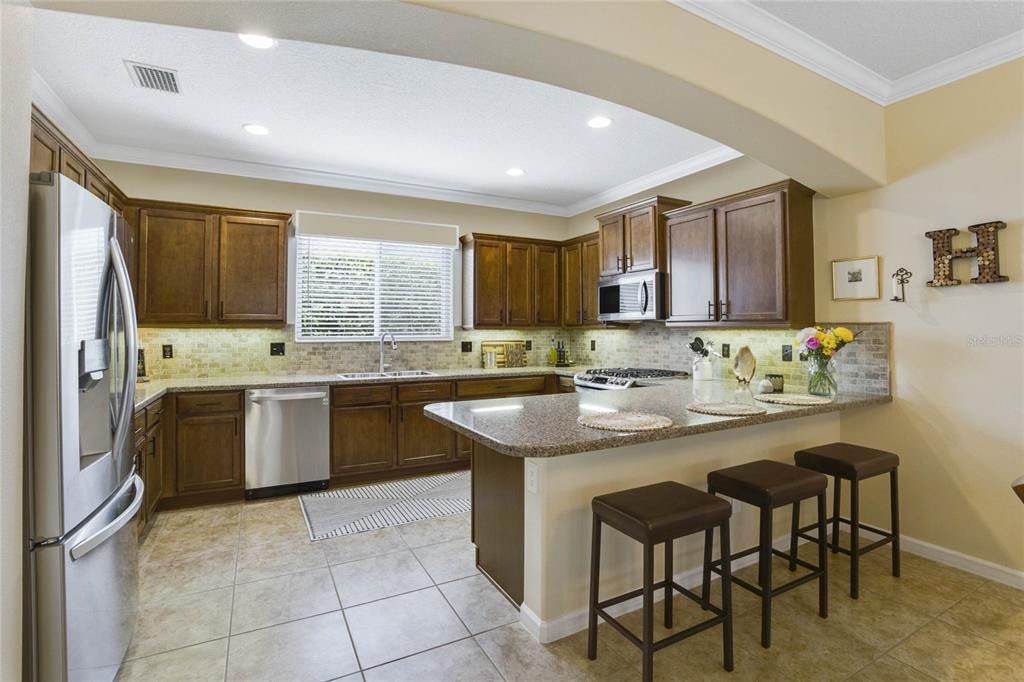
xmin=598 ymin=272 xmax=665 ymax=322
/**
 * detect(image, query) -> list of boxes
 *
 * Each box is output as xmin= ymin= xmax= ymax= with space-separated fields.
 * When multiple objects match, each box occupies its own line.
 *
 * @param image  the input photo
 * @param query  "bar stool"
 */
xmin=705 ymin=460 xmax=828 ymax=649
xmin=588 ymin=481 xmax=734 ymax=682
xmin=792 ymin=442 xmax=901 ymax=599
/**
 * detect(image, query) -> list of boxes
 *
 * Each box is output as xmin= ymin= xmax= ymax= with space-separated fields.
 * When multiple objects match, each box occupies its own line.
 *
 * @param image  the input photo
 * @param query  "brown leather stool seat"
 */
xmin=588 ymin=482 xmax=734 ymax=682
xmin=793 ymin=442 xmax=901 ymax=599
xmin=705 ymin=460 xmax=829 ymax=649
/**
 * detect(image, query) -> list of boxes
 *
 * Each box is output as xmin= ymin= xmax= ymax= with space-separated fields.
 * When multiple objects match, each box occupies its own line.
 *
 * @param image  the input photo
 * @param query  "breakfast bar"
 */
xmin=425 ymin=379 xmax=890 ymax=643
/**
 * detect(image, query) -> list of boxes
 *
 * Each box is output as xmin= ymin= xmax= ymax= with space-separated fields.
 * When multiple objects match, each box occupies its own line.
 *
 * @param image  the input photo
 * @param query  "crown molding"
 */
xmin=31 ymin=70 xmax=100 ymax=151
xmin=565 ymin=146 xmax=743 ymax=217
xmin=672 ymin=1 xmax=1024 ymax=106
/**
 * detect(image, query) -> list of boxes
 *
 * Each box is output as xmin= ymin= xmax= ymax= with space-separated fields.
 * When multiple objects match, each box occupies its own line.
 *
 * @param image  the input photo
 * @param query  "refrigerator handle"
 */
xmin=109 ymin=236 xmax=138 ymax=460
xmin=70 ymin=474 xmax=143 ymax=561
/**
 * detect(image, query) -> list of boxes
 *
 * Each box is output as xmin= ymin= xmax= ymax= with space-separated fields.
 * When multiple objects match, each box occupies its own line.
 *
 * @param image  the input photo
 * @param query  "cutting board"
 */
xmin=481 ymin=340 xmax=528 ymax=368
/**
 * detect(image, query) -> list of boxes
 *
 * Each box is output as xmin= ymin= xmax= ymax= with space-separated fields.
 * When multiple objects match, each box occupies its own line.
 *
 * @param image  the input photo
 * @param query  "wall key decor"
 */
xmin=925 ymin=221 xmax=1008 ymax=287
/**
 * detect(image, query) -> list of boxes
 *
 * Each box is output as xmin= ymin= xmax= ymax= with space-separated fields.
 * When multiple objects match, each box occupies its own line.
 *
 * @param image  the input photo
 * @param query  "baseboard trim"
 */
xmin=520 ymin=529 xmax=1024 ymax=643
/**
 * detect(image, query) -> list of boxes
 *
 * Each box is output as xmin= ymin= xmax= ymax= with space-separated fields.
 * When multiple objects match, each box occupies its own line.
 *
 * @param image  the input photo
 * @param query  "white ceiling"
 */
xmin=677 ymin=0 xmax=1024 ymax=104
xmin=31 ymin=9 xmax=737 ymax=217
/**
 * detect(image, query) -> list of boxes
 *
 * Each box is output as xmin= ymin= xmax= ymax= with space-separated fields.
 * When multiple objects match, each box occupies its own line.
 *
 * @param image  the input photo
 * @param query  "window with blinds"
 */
xmin=295 ymin=235 xmax=454 ymax=341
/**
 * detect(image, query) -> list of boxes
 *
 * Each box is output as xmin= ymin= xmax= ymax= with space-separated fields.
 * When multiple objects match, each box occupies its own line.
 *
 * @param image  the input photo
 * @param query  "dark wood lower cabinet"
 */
xmin=175 ymin=412 xmax=243 ymax=495
xmin=472 ymin=443 xmax=524 ymax=605
xmin=145 ymin=420 xmax=164 ymax=519
xmin=331 ymin=404 xmax=393 ymax=475
xmin=397 ymin=401 xmax=455 ymax=466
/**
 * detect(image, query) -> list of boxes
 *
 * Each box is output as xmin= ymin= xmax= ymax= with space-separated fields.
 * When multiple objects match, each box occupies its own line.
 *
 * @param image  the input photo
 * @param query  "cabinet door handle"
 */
xmin=707 ymin=300 xmax=714 ymax=320
xmin=219 ymin=301 xmax=224 ymax=318
xmin=387 ymin=406 xmax=392 ymax=422
xmin=204 ymin=300 xmax=209 ymax=319
xmin=616 ymin=255 xmax=622 ymax=271
xmin=400 ymin=406 xmax=404 ymax=423
xmin=719 ymin=300 xmax=728 ymax=320
xmin=234 ymin=417 xmax=239 ymax=436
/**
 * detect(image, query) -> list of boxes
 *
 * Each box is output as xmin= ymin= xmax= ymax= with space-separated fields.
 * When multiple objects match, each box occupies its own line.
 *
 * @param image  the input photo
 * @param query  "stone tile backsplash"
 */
xmin=138 ymin=322 xmax=890 ymax=395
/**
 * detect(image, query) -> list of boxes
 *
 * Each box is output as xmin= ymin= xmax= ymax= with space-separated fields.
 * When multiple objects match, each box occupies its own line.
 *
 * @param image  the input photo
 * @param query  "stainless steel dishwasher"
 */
xmin=245 ymin=386 xmax=330 ymax=498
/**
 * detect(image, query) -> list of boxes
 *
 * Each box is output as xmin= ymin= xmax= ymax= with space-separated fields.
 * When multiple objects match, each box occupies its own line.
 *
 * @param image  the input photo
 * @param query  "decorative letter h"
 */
xmin=925 ymin=221 xmax=1008 ymax=287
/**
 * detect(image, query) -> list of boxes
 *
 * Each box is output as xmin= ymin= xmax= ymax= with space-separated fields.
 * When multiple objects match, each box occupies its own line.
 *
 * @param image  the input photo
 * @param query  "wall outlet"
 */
xmin=782 ymin=345 xmax=793 ymax=361
xmin=525 ymin=340 xmax=532 ymax=351
xmin=590 ymin=339 xmax=596 ymax=351
xmin=526 ymin=461 xmax=539 ymax=494
xmin=720 ymin=343 xmax=730 ymax=358
xmin=799 ymin=351 xmax=808 ymax=362
xmin=270 ymin=342 xmax=285 ymax=356
xmin=162 ymin=344 xmax=173 ymax=359
xmin=461 ymin=341 xmax=473 ymax=353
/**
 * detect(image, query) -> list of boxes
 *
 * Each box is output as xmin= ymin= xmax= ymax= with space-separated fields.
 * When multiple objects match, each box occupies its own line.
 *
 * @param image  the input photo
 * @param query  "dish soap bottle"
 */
xmin=548 ymin=337 xmax=558 ymax=366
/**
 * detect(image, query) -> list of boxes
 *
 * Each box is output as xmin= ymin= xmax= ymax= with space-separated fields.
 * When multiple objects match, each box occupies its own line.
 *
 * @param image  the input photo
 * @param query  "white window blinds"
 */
xmin=295 ymin=235 xmax=454 ymax=342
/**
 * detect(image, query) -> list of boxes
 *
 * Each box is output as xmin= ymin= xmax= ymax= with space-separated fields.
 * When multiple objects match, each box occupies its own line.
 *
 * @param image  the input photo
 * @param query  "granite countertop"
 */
xmin=132 ymin=365 xmax=596 ymax=411
xmin=424 ymin=379 xmax=892 ymax=458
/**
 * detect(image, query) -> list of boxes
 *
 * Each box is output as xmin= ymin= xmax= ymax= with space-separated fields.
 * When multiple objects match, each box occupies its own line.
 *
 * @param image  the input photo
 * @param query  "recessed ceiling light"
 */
xmin=505 ymin=167 xmax=525 ymax=177
xmin=587 ymin=116 xmax=613 ymax=129
xmin=238 ymin=34 xmax=277 ymax=49
xmin=243 ymin=123 xmax=270 ymax=136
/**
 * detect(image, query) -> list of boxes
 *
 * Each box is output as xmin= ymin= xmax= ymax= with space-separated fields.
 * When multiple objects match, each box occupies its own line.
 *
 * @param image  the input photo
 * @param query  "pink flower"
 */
xmin=806 ymin=337 xmax=820 ymax=350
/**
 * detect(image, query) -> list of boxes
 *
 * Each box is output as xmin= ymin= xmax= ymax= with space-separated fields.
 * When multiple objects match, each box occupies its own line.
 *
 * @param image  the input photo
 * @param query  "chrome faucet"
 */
xmin=379 ymin=332 xmax=397 ymax=374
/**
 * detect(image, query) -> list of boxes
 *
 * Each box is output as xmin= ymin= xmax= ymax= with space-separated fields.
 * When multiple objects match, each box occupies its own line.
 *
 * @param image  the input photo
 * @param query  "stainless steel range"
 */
xmin=573 ymin=368 xmax=687 ymax=391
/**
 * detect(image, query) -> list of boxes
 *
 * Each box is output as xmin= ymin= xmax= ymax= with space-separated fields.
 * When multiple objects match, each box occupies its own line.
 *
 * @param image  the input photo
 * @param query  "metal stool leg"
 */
xmin=831 ymin=477 xmax=842 ymax=553
xmin=664 ymin=538 xmax=673 ymax=628
xmin=587 ymin=515 xmax=601 ymax=660
xmin=720 ymin=520 xmax=734 ymax=672
xmin=701 ymin=527 xmax=713 ymax=609
xmin=759 ymin=506 xmax=773 ymax=648
xmin=890 ymin=468 xmax=901 ymax=578
xmin=788 ymin=500 xmax=800 ymax=571
xmin=642 ymin=541 xmax=655 ymax=682
xmin=817 ymin=491 xmax=829 ymax=618
xmin=850 ymin=479 xmax=860 ymax=599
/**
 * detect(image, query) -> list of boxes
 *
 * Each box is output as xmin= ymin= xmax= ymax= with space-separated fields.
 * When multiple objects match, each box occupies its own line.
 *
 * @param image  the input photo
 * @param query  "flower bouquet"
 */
xmin=794 ymin=326 xmax=857 ymax=397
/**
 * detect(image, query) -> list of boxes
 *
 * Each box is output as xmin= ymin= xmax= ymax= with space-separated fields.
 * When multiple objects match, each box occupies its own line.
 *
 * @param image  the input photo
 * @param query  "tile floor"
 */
xmin=120 ymin=497 xmax=1024 ymax=681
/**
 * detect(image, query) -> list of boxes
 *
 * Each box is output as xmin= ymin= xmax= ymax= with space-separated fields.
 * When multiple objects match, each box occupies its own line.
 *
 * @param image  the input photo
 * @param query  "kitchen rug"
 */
xmin=299 ymin=471 xmax=471 ymax=540
xmin=754 ymin=393 xmax=833 ymax=406
xmin=687 ymin=402 xmax=767 ymax=417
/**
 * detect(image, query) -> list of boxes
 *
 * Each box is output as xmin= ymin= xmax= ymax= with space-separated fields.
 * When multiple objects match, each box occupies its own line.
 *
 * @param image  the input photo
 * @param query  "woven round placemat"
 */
xmin=577 ymin=412 xmax=673 ymax=432
xmin=754 ymin=393 xmax=833 ymax=406
xmin=686 ymin=402 xmax=767 ymax=417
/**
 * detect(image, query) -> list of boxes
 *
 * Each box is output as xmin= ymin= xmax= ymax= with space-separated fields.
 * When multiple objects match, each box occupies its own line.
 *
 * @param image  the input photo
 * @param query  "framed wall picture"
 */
xmin=831 ymin=256 xmax=880 ymax=300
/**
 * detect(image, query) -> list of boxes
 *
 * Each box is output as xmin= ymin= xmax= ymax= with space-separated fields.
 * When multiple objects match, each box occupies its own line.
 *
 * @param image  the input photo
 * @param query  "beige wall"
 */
xmin=815 ymin=59 xmax=1024 ymax=572
xmin=566 ymin=155 xmax=786 ymax=237
xmin=1 ymin=3 xmax=32 ymax=679
xmin=98 ymin=161 xmax=570 ymax=241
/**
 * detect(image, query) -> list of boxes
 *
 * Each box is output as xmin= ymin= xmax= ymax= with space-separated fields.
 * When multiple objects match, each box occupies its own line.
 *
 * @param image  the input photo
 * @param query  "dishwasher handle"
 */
xmin=248 ymin=391 xmax=328 ymax=402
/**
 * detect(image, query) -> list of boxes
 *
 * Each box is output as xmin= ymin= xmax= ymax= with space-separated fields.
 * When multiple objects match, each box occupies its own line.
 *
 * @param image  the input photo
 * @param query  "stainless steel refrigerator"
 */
xmin=26 ymin=173 xmax=142 ymax=682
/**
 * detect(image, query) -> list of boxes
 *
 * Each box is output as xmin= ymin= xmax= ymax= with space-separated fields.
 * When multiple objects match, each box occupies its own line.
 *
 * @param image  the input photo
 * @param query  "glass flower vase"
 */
xmin=806 ymin=356 xmax=837 ymax=398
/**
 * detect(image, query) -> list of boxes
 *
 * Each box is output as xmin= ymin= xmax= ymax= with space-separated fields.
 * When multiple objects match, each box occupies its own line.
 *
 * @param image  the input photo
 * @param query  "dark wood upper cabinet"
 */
xmin=581 ymin=236 xmax=602 ymax=326
xmin=472 ymin=238 xmax=507 ymax=327
xmin=664 ymin=180 xmax=815 ymax=327
xmin=138 ymin=208 xmax=214 ymax=325
xmin=533 ymin=244 xmax=559 ymax=326
xmin=716 ymin=191 xmax=787 ymax=322
xmin=505 ymin=241 xmax=533 ymax=326
xmin=85 ymin=170 xmax=110 ymax=202
xmin=666 ymin=209 xmax=717 ymax=322
xmin=174 ymin=412 xmax=243 ymax=495
xmin=30 ymin=124 xmax=60 ymax=174
xmin=218 ymin=215 xmax=287 ymax=323
xmin=598 ymin=215 xmax=624 ymax=276
xmin=561 ymin=242 xmax=582 ymax=327
xmin=596 ymin=196 xmax=689 ymax=277
xmin=58 ymin=149 xmax=86 ymax=187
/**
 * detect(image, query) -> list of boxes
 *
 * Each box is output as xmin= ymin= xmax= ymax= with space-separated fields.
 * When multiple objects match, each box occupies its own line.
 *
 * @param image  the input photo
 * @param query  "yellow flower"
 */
xmin=815 ymin=330 xmax=825 ymax=341
xmin=823 ymin=347 xmax=833 ymax=356
xmin=822 ymin=332 xmax=837 ymax=350
xmin=834 ymin=327 xmax=854 ymax=343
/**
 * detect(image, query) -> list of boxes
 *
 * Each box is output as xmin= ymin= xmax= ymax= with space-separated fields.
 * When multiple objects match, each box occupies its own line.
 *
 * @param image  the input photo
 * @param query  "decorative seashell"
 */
xmin=733 ymin=346 xmax=756 ymax=384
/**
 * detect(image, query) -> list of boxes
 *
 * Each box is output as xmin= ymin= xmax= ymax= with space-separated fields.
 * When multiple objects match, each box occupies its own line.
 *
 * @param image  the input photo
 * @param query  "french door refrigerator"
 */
xmin=26 ymin=173 xmax=142 ymax=682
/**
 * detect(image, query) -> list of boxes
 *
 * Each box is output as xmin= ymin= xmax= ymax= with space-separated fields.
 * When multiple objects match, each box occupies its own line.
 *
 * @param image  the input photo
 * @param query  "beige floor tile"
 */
xmin=235 ymin=536 xmax=326 ymax=583
xmin=362 ymin=638 xmax=502 ymax=682
xmin=239 ymin=514 xmax=310 ymax=548
xmin=413 ymin=538 xmax=478 ymax=584
xmin=158 ymin=504 xmax=242 ymax=532
xmin=397 ymin=513 xmax=470 ymax=549
xmin=126 ymin=586 xmax=233 ymax=659
xmin=330 ymin=550 xmax=432 ymax=607
xmin=939 ymin=584 xmax=1024 ymax=651
xmin=231 ymin=567 xmax=340 ymax=634
xmin=849 ymin=655 xmax=937 ymax=681
xmin=138 ymin=547 xmax=237 ymax=605
xmin=977 ymin=580 xmax=1024 ymax=605
xmin=321 ymin=527 xmax=408 ymax=566
xmin=344 ymin=587 xmax=469 ymax=669
xmin=890 ymin=619 xmax=1024 ymax=681
xmin=116 ymin=639 xmax=228 ymax=682
xmin=853 ymin=553 xmax=984 ymax=617
xmin=142 ymin=524 xmax=240 ymax=564
xmin=241 ymin=496 xmax=301 ymax=521
xmin=439 ymin=574 xmax=519 ymax=634
xmin=475 ymin=622 xmax=630 ymax=682
xmin=226 ymin=611 xmax=358 ymax=682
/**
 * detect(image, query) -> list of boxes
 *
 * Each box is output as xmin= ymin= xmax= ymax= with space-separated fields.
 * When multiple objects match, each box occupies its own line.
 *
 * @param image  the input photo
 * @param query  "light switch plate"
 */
xmin=721 ymin=343 xmax=730 ymax=358
xmin=162 ymin=344 xmax=173 ymax=359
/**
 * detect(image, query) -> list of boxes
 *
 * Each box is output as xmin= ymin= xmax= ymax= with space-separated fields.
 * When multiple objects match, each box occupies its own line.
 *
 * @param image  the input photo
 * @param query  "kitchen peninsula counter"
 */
xmin=424 ymin=379 xmax=890 ymax=643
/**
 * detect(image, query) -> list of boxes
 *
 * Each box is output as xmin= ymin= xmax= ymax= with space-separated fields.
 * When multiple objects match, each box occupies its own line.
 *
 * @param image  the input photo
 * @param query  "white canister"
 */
xmin=693 ymin=357 xmax=713 ymax=381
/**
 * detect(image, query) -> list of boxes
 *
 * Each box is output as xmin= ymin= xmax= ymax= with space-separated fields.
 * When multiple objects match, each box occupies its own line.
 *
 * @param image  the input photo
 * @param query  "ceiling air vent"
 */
xmin=124 ymin=61 xmax=180 ymax=94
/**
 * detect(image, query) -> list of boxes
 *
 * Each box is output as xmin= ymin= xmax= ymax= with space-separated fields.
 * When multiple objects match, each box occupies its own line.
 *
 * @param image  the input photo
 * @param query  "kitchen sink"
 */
xmin=336 ymin=372 xmax=387 ymax=379
xmin=383 ymin=370 xmax=438 ymax=377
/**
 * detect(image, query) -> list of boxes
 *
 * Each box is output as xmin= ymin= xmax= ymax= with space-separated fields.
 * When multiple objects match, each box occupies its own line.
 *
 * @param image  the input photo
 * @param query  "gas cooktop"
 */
xmin=573 ymin=367 xmax=688 ymax=390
